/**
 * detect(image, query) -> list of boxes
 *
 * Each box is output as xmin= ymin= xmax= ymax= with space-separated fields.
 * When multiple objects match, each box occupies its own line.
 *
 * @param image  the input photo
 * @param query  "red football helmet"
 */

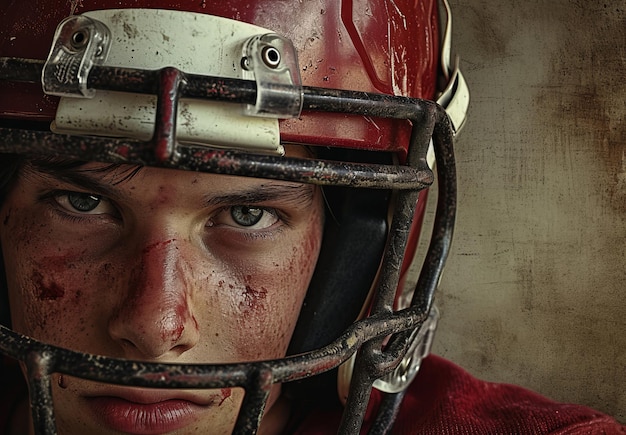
xmin=0 ymin=0 xmax=468 ymax=433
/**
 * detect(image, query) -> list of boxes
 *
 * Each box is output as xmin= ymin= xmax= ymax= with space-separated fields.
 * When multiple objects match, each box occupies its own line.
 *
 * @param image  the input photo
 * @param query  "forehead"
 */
xmin=27 ymin=161 xmax=313 ymax=198
xmin=23 ymin=144 xmax=312 ymax=186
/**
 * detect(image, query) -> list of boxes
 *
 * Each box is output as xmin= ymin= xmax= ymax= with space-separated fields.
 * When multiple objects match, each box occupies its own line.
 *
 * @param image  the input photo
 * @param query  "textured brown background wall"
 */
xmin=433 ymin=0 xmax=626 ymax=422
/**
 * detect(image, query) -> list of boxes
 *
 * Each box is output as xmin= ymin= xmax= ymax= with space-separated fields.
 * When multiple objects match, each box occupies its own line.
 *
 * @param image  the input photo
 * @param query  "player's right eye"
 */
xmin=64 ymin=192 xmax=101 ymax=212
xmin=52 ymin=191 xmax=117 ymax=216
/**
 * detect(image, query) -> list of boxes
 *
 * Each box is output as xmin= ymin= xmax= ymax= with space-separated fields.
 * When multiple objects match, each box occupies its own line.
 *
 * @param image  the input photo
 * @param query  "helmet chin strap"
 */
xmin=437 ymin=0 xmax=470 ymax=135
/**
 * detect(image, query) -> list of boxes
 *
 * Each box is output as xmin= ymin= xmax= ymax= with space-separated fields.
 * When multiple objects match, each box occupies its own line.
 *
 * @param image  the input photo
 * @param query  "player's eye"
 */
xmin=231 ymin=205 xmax=264 ymax=227
xmin=66 ymin=192 xmax=101 ymax=212
xmin=53 ymin=191 xmax=115 ymax=215
xmin=208 ymin=205 xmax=280 ymax=230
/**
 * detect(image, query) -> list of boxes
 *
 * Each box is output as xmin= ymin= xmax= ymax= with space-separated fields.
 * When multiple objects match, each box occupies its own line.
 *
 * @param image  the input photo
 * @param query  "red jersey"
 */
xmin=290 ymin=355 xmax=625 ymax=434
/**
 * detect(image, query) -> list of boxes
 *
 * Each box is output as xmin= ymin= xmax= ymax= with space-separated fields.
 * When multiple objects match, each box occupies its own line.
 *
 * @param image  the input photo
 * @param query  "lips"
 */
xmin=85 ymin=389 xmax=216 ymax=434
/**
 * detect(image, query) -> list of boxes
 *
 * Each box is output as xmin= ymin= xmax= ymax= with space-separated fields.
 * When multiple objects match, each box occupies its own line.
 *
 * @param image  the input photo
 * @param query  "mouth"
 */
xmin=85 ymin=389 xmax=222 ymax=434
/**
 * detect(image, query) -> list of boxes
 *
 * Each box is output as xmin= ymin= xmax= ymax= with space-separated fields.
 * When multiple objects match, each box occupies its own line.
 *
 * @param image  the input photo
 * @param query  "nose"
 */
xmin=108 ymin=238 xmax=201 ymax=360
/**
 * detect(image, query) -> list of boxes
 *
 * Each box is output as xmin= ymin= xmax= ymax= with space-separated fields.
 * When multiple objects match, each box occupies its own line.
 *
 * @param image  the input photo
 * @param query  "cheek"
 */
xmin=219 ymin=205 xmax=323 ymax=361
xmin=1 ymin=208 xmax=104 ymax=345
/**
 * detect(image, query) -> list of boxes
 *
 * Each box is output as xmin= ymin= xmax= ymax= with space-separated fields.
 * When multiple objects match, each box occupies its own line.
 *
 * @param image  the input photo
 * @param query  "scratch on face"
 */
xmin=218 ymin=388 xmax=231 ymax=406
xmin=241 ymin=285 xmax=267 ymax=310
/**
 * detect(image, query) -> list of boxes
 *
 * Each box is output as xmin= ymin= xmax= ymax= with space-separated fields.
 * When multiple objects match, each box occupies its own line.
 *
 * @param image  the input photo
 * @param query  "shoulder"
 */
xmin=286 ymin=355 xmax=625 ymax=434
xmin=391 ymin=354 xmax=626 ymax=434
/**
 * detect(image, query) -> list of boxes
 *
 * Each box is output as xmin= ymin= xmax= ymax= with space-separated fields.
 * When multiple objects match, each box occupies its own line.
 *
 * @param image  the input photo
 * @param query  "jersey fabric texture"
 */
xmin=289 ymin=355 xmax=626 ymax=434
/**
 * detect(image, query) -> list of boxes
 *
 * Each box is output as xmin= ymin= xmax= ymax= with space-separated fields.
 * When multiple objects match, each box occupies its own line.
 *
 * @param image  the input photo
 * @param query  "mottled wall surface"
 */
xmin=433 ymin=0 xmax=626 ymax=422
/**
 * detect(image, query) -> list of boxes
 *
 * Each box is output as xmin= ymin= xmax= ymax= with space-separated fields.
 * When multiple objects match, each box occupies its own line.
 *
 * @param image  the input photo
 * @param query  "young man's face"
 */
xmin=0 ymin=146 xmax=324 ymax=434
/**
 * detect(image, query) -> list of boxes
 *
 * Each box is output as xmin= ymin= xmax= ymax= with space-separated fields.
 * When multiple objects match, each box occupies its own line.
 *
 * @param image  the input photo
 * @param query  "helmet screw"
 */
xmin=261 ymin=46 xmax=281 ymax=68
xmin=71 ymin=28 xmax=89 ymax=50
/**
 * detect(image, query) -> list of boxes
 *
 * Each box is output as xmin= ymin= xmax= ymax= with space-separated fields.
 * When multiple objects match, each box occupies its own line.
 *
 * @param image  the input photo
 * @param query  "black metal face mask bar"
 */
xmin=0 ymin=57 xmax=456 ymax=435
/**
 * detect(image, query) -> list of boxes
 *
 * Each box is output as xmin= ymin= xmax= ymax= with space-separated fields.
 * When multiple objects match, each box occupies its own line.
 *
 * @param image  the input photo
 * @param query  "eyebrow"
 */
xmin=204 ymin=183 xmax=316 ymax=208
xmin=28 ymin=159 xmax=316 ymax=207
xmin=28 ymin=159 xmax=137 ymax=198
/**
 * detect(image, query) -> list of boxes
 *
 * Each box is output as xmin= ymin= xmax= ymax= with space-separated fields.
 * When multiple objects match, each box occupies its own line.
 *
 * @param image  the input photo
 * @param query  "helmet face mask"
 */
xmin=0 ymin=2 xmax=460 ymax=434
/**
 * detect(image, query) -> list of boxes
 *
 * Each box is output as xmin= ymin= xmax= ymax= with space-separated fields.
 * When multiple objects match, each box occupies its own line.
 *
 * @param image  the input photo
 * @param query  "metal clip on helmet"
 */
xmin=0 ymin=1 xmax=468 ymax=433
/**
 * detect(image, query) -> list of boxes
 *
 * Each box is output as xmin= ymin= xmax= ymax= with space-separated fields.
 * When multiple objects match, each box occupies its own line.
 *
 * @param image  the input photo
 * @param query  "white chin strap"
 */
xmin=437 ymin=0 xmax=470 ymax=136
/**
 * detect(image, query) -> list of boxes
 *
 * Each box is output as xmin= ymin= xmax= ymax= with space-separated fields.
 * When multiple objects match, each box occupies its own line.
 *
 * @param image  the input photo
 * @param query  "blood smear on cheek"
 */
xmin=32 ymin=271 xmax=65 ymax=301
xmin=240 ymin=285 xmax=267 ymax=310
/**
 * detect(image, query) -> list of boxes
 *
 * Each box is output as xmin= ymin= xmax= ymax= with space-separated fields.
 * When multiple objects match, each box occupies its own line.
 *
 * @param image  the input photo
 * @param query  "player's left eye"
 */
xmin=231 ymin=205 xmax=264 ymax=226
xmin=208 ymin=205 xmax=280 ymax=230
